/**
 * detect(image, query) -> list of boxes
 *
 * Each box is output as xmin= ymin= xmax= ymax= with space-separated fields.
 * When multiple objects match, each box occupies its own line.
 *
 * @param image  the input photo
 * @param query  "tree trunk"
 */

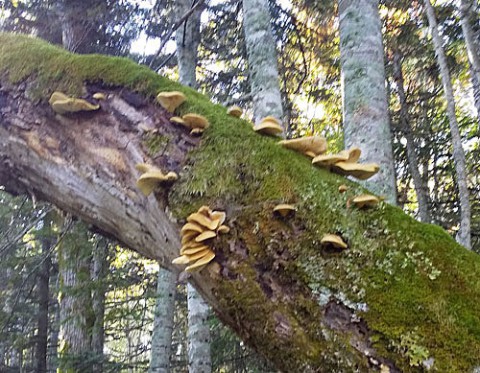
xmin=57 ymin=221 xmax=94 ymax=373
xmin=459 ymin=0 xmax=480 ymax=126
xmin=0 ymin=33 xmax=480 ymax=372
xmin=175 ymin=2 xmax=212 ymax=370
xmin=35 ymin=239 xmax=52 ymax=373
xmin=91 ymin=236 xmax=107 ymax=373
xmin=338 ymin=0 xmax=397 ymax=203
xmin=57 ymin=1 xmax=93 ymax=53
xmin=47 ymin=264 xmax=60 ymax=373
xmin=392 ymin=50 xmax=431 ymax=223
xmin=149 ymin=267 xmax=177 ymax=373
xmin=424 ymin=0 xmax=472 ymax=249
xmin=243 ymin=0 xmax=284 ymax=128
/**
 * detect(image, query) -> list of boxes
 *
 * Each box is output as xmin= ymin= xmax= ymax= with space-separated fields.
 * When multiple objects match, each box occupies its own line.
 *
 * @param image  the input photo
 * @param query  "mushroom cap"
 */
xmin=181 ymin=244 xmax=210 ymax=255
xmin=185 ymin=250 xmax=216 ymax=272
xmin=93 ymin=92 xmax=106 ymax=100
xmin=156 ymin=91 xmax=186 ymax=113
xmin=49 ymin=91 xmax=69 ymax=106
xmin=135 ymin=163 xmax=160 ymax=174
xmin=279 ymin=136 xmax=327 ymax=156
xmin=227 ymin=105 xmax=243 ymax=117
xmin=181 ymin=222 xmax=204 ymax=234
xmin=136 ymin=170 xmax=178 ymax=195
xmin=332 ymin=162 xmax=380 ymax=180
xmin=312 ymin=153 xmax=349 ymax=167
xmin=187 ymin=212 xmax=219 ymax=231
xmin=195 ymin=230 xmax=217 ymax=242
xmin=182 ymin=113 xmax=209 ymax=129
xmin=273 ymin=204 xmax=296 ymax=218
xmin=321 ymin=234 xmax=348 ymax=250
xmin=210 ymin=211 xmax=226 ymax=227
xmin=338 ymin=184 xmax=349 ymax=193
xmin=170 ymin=116 xmax=188 ymax=127
xmin=172 ymin=255 xmax=190 ymax=265
xmin=217 ymin=225 xmax=230 ymax=234
xmin=181 ymin=231 xmax=199 ymax=245
xmin=190 ymin=128 xmax=204 ymax=136
xmin=254 ymin=116 xmax=283 ymax=136
xmin=185 ymin=248 xmax=212 ymax=261
xmin=51 ymin=98 xmax=100 ymax=114
xmin=352 ymin=194 xmax=380 ymax=208
xmin=305 ymin=151 xmax=317 ymax=158
xmin=198 ymin=205 xmax=213 ymax=216
xmin=338 ymin=147 xmax=362 ymax=163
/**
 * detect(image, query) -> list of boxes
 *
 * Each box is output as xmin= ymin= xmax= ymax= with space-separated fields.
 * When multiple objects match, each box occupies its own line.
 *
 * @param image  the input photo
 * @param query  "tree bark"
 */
xmin=243 ymin=0 xmax=284 ymax=128
xmin=149 ymin=267 xmax=177 ymax=373
xmin=0 ymin=34 xmax=479 ymax=372
xmin=338 ymin=0 xmax=397 ymax=203
xmin=392 ymin=50 xmax=431 ymax=223
xmin=424 ymin=0 xmax=472 ymax=249
xmin=459 ymin=0 xmax=480 ymax=126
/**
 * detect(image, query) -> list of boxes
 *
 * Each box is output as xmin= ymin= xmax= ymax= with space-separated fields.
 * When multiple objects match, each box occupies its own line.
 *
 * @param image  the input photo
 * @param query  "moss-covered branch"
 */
xmin=0 ymin=33 xmax=479 ymax=372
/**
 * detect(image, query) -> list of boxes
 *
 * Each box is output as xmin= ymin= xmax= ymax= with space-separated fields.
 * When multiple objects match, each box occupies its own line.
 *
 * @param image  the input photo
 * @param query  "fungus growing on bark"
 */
xmin=254 ymin=116 xmax=283 ymax=136
xmin=332 ymin=162 xmax=380 ymax=180
xmin=279 ymin=136 xmax=327 ymax=158
xmin=273 ymin=204 xmax=296 ymax=218
xmin=156 ymin=91 xmax=186 ymax=113
xmin=49 ymin=91 xmax=100 ymax=115
xmin=136 ymin=169 xmax=178 ymax=196
xmin=321 ymin=234 xmax=348 ymax=250
xmin=182 ymin=113 xmax=209 ymax=129
xmin=338 ymin=185 xmax=349 ymax=193
xmin=351 ymin=194 xmax=380 ymax=209
xmin=93 ymin=92 xmax=106 ymax=100
xmin=227 ymin=106 xmax=243 ymax=117
xmin=173 ymin=206 xmax=230 ymax=272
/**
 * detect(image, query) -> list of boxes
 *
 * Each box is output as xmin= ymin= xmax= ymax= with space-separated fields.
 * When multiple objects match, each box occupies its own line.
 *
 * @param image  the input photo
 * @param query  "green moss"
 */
xmin=143 ymin=133 xmax=169 ymax=156
xmin=2 ymin=33 xmax=480 ymax=371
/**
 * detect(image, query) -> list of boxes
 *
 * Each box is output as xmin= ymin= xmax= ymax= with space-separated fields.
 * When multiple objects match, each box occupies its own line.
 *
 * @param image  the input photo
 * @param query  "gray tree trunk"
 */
xmin=57 ymin=1 xmax=92 ymax=53
xmin=338 ymin=0 xmax=397 ymax=203
xmin=175 ymin=2 xmax=212 ymax=371
xmin=459 ymin=0 xmax=480 ymax=125
xmin=392 ymin=51 xmax=431 ymax=223
xmin=243 ymin=0 xmax=284 ymax=128
xmin=91 ymin=237 xmax=107 ymax=373
xmin=424 ymin=0 xmax=472 ymax=249
xmin=47 ymin=267 xmax=60 ymax=373
xmin=149 ymin=267 xmax=177 ymax=373
xmin=58 ymin=221 xmax=93 ymax=372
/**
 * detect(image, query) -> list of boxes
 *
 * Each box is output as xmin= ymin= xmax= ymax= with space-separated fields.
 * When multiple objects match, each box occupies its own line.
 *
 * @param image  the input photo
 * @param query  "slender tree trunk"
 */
xmin=91 ymin=237 xmax=107 ymax=373
xmin=424 ymin=0 xmax=472 ymax=249
xmin=338 ymin=0 xmax=397 ymax=203
xmin=47 ymin=262 xmax=60 ymax=373
xmin=459 ymin=0 xmax=480 ymax=126
xmin=392 ymin=51 xmax=432 ymax=222
xmin=35 ymin=240 xmax=52 ymax=373
xmin=243 ymin=0 xmax=284 ymax=128
xmin=57 ymin=0 xmax=92 ymax=53
xmin=175 ymin=2 xmax=212 ymax=371
xmin=149 ymin=267 xmax=177 ymax=373
xmin=58 ymin=221 xmax=94 ymax=372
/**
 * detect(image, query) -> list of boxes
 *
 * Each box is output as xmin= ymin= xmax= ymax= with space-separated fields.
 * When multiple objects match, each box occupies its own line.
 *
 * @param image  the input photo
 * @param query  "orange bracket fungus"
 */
xmin=227 ymin=105 xmax=243 ymax=117
xmin=253 ymin=116 xmax=283 ymax=136
xmin=273 ymin=204 xmax=296 ymax=218
xmin=49 ymin=91 xmax=100 ymax=115
xmin=172 ymin=206 xmax=230 ymax=272
xmin=320 ymin=234 xmax=348 ymax=250
xmin=135 ymin=163 xmax=178 ymax=196
xmin=156 ymin=91 xmax=186 ymax=113
xmin=279 ymin=136 xmax=327 ymax=158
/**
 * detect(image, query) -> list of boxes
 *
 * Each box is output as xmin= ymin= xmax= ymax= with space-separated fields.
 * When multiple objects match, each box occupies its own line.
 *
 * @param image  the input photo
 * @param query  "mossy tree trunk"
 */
xmin=0 ymin=34 xmax=480 ymax=372
xmin=338 ymin=0 xmax=397 ymax=203
xmin=423 ymin=0 xmax=472 ymax=249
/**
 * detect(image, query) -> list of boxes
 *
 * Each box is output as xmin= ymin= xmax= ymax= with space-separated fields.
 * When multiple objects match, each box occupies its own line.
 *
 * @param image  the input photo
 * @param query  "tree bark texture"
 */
xmin=149 ymin=267 xmax=177 ymax=373
xmin=243 ymin=0 xmax=284 ymax=127
xmin=424 ymin=0 xmax=472 ymax=249
xmin=459 ymin=0 xmax=480 ymax=126
xmin=338 ymin=0 xmax=397 ymax=203
xmin=0 ymin=34 xmax=479 ymax=372
xmin=392 ymin=51 xmax=431 ymax=223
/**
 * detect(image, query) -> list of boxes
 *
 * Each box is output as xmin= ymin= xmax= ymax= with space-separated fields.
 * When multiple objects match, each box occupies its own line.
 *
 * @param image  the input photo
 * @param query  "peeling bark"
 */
xmin=0 ymin=35 xmax=479 ymax=372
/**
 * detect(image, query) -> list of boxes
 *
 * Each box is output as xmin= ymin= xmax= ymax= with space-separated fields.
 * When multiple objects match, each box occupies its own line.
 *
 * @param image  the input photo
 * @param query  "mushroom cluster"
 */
xmin=254 ymin=116 xmax=284 ymax=136
xmin=135 ymin=163 xmax=178 ymax=196
xmin=279 ymin=136 xmax=327 ymax=158
xmin=156 ymin=91 xmax=186 ymax=113
xmin=170 ymin=113 xmax=209 ymax=136
xmin=312 ymin=147 xmax=380 ymax=180
xmin=172 ymin=206 xmax=230 ymax=272
xmin=49 ymin=91 xmax=100 ymax=115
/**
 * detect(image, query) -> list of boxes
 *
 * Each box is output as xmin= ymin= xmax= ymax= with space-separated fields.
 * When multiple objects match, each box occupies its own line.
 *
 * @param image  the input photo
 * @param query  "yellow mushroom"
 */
xmin=183 ymin=113 xmax=209 ymax=129
xmin=172 ymin=255 xmax=190 ymax=265
xmin=50 ymin=97 xmax=100 ymax=115
xmin=181 ymin=222 xmax=204 ymax=234
xmin=217 ymin=225 xmax=230 ymax=234
xmin=254 ymin=116 xmax=284 ymax=136
xmin=351 ymin=194 xmax=380 ymax=209
xmin=170 ymin=116 xmax=189 ymax=127
xmin=338 ymin=147 xmax=362 ymax=163
xmin=279 ymin=136 xmax=327 ymax=157
xmin=332 ymin=162 xmax=380 ymax=180
xmin=187 ymin=212 xmax=218 ymax=231
xmin=156 ymin=91 xmax=186 ymax=113
xmin=190 ymin=128 xmax=204 ymax=136
xmin=181 ymin=245 xmax=210 ymax=255
xmin=273 ymin=204 xmax=296 ymax=218
xmin=312 ymin=153 xmax=349 ymax=168
xmin=338 ymin=185 xmax=349 ymax=193
xmin=49 ymin=91 xmax=69 ymax=106
xmin=227 ymin=105 xmax=243 ymax=117
xmin=93 ymin=92 xmax=106 ymax=100
xmin=185 ymin=250 xmax=216 ymax=272
xmin=321 ymin=234 xmax=348 ymax=250
xmin=135 ymin=163 xmax=159 ymax=173
xmin=136 ymin=170 xmax=178 ymax=196
xmin=210 ymin=211 xmax=226 ymax=227
xmin=195 ymin=230 xmax=217 ymax=242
